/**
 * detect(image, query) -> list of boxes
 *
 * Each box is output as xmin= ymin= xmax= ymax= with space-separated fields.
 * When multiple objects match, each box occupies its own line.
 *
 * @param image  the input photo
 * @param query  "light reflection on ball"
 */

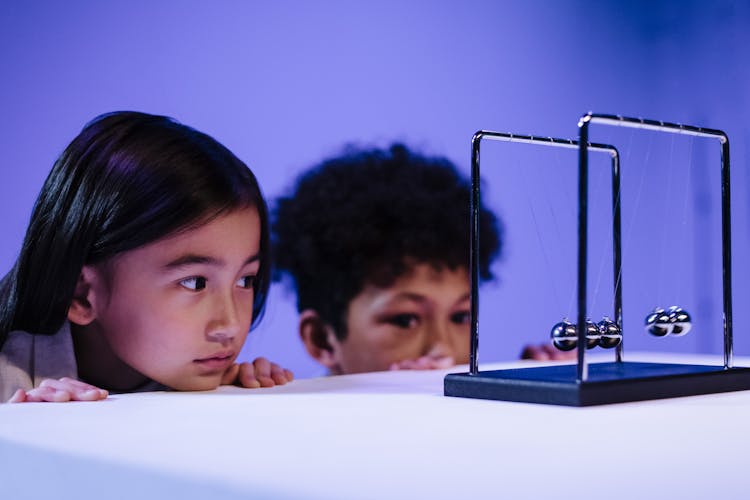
xmin=585 ymin=320 xmax=600 ymax=349
xmin=667 ymin=306 xmax=692 ymax=336
xmin=551 ymin=320 xmax=577 ymax=351
xmin=597 ymin=317 xmax=622 ymax=349
xmin=645 ymin=308 xmax=671 ymax=337
xmin=645 ymin=306 xmax=692 ymax=337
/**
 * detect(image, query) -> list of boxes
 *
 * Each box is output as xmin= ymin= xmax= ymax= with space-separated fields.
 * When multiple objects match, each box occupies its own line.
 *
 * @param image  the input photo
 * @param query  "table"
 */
xmin=2 ymin=353 xmax=749 ymax=499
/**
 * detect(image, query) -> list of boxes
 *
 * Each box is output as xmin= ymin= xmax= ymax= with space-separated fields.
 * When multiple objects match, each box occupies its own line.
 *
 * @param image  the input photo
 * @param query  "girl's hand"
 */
xmin=520 ymin=343 xmax=578 ymax=361
xmin=221 ymin=357 xmax=294 ymax=389
xmin=8 ymin=378 xmax=109 ymax=403
xmin=389 ymin=355 xmax=455 ymax=371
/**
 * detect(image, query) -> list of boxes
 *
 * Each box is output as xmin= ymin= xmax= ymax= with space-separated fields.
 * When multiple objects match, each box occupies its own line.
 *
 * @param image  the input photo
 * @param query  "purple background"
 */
xmin=1 ymin=1 xmax=748 ymax=378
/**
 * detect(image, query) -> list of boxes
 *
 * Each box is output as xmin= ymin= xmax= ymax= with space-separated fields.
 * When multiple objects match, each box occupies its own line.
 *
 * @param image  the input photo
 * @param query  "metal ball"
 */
xmin=597 ymin=317 xmax=622 ymax=348
xmin=584 ymin=320 xmax=600 ymax=349
xmin=551 ymin=320 xmax=577 ymax=351
xmin=666 ymin=306 xmax=692 ymax=336
xmin=645 ymin=308 xmax=671 ymax=337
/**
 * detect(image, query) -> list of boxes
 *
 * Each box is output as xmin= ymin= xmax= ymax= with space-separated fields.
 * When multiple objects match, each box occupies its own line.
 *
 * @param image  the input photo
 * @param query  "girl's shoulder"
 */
xmin=0 ymin=323 xmax=78 ymax=402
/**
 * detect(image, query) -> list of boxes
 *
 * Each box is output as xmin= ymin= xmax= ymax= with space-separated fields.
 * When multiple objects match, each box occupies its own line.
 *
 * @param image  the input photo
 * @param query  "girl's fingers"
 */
xmin=25 ymin=386 xmax=72 ymax=402
xmin=59 ymin=379 xmax=108 ymax=400
xmin=38 ymin=378 xmax=108 ymax=401
xmin=221 ymin=363 xmax=241 ymax=385
xmin=252 ymin=357 xmax=275 ymax=387
xmin=235 ymin=359 xmax=294 ymax=389
xmin=252 ymin=357 xmax=272 ymax=378
xmin=8 ymin=389 xmax=27 ymax=403
xmin=238 ymin=362 xmax=261 ymax=388
xmin=269 ymin=363 xmax=291 ymax=385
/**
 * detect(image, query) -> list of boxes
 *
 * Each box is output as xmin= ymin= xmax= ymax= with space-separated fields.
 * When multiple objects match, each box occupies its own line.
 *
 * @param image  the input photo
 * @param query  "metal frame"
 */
xmin=468 ymin=131 xmax=622 ymax=377
xmin=577 ymin=113 xmax=732 ymax=378
xmin=445 ymin=114 xmax=747 ymax=406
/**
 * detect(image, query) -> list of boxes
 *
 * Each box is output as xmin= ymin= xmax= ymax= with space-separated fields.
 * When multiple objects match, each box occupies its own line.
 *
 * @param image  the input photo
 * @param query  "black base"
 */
xmin=444 ymin=361 xmax=750 ymax=406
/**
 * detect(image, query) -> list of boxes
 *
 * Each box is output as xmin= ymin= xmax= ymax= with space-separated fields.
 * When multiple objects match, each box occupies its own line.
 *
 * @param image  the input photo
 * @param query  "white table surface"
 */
xmin=2 ymin=352 xmax=749 ymax=499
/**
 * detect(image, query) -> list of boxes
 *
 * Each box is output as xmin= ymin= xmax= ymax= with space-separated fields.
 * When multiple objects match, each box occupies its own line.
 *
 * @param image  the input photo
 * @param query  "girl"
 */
xmin=0 ymin=111 xmax=293 ymax=402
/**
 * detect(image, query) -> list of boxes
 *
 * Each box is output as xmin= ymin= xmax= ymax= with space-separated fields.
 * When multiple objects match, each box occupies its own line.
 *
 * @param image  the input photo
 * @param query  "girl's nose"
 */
xmin=206 ymin=293 xmax=242 ymax=342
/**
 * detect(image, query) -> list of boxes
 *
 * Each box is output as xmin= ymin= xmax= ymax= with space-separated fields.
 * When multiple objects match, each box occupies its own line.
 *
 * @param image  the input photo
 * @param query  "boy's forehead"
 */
xmin=359 ymin=263 xmax=470 ymax=299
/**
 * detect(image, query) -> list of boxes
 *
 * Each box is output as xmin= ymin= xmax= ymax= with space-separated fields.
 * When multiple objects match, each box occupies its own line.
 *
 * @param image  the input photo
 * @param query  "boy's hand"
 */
xmin=7 ymin=377 xmax=109 ymax=403
xmin=389 ymin=355 xmax=455 ymax=371
xmin=520 ymin=343 xmax=577 ymax=361
xmin=221 ymin=357 xmax=294 ymax=389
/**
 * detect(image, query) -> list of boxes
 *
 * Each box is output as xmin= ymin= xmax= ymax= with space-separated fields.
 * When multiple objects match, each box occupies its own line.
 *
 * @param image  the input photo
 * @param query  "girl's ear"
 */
xmin=67 ymin=266 xmax=100 ymax=326
xmin=299 ymin=309 xmax=343 ymax=373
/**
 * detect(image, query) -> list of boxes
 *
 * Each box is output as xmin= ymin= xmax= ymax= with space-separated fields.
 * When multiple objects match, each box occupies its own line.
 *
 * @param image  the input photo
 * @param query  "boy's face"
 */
xmin=325 ymin=264 xmax=471 ymax=374
xmin=71 ymin=207 xmax=261 ymax=391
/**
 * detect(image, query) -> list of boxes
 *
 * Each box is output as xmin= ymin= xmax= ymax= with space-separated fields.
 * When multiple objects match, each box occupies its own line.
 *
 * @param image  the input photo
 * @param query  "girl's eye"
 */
xmin=387 ymin=314 xmax=420 ymax=329
xmin=180 ymin=276 xmax=207 ymax=291
xmin=236 ymin=275 xmax=256 ymax=289
xmin=450 ymin=311 xmax=471 ymax=325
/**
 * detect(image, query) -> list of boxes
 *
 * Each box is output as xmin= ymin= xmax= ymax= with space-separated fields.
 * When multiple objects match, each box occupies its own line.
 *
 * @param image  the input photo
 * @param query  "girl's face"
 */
xmin=330 ymin=264 xmax=471 ymax=374
xmin=71 ymin=207 xmax=261 ymax=391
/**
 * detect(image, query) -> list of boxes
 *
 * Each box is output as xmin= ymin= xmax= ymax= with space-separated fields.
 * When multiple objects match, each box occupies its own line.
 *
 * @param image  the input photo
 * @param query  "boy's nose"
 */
xmin=424 ymin=323 xmax=455 ymax=358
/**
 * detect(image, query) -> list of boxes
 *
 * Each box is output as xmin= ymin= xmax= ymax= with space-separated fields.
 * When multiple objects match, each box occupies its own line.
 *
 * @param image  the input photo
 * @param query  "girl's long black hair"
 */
xmin=0 ymin=111 xmax=270 ymax=346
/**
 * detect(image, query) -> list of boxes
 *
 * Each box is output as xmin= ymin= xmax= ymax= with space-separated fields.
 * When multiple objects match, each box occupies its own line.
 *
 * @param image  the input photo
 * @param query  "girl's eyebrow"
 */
xmin=162 ymin=253 xmax=260 ymax=270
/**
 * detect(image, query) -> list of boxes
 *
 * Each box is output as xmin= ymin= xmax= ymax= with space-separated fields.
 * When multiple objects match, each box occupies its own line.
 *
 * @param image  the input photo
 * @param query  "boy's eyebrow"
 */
xmin=382 ymin=291 xmax=472 ymax=307
xmin=162 ymin=253 xmax=260 ymax=270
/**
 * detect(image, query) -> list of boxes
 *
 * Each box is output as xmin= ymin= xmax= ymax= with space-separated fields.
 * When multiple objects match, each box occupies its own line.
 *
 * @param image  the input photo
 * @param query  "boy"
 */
xmin=272 ymin=144 xmax=503 ymax=374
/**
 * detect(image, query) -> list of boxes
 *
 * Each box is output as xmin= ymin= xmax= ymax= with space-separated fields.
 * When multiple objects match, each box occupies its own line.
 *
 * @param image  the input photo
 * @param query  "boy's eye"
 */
xmin=180 ymin=276 xmax=207 ymax=291
xmin=387 ymin=314 xmax=420 ymax=329
xmin=236 ymin=275 xmax=256 ymax=289
xmin=450 ymin=311 xmax=471 ymax=325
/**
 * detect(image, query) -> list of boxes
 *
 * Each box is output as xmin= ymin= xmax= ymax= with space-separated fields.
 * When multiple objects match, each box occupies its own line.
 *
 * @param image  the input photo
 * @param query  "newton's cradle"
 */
xmin=444 ymin=113 xmax=750 ymax=406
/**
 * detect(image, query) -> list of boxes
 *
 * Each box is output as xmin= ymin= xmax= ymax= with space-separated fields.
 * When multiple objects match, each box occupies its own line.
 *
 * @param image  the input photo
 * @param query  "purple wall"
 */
xmin=1 ymin=1 xmax=748 ymax=378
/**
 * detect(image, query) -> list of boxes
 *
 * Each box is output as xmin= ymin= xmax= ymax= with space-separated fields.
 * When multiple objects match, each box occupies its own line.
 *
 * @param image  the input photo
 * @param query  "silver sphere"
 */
xmin=645 ymin=308 xmax=671 ymax=337
xmin=551 ymin=320 xmax=577 ymax=351
xmin=666 ymin=306 xmax=692 ymax=336
xmin=584 ymin=320 xmax=600 ymax=349
xmin=597 ymin=317 xmax=622 ymax=349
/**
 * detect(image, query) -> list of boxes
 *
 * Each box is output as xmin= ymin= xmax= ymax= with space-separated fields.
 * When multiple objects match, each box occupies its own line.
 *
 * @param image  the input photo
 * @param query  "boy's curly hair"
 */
xmin=272 ymin=144 xmax=502 ymax=339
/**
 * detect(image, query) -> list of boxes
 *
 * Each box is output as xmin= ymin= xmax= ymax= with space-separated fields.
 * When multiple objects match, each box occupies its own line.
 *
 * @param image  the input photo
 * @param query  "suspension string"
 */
xmin=589 ymin=153 xmax=611 ymax=317
xmin=551 ymin=150 xmax=578 ymax=318
xmin=656 ymin=134 xmax=677 ymax=306
xmin=676 ymin=136 xmax=696 ymax=302
xmin=519 ymin=151 xmax=565 ymax=316
xmin=621 ymin=131 xmax=653 ymax=304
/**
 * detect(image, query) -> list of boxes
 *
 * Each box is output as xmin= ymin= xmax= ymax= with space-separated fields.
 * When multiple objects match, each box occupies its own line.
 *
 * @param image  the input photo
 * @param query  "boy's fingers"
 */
xmin=390 ymin=355 xmax=454 ymax=371
xmin=520 ymin=344 xmax=550 ymax=360
xmin=427 ymin=355 xmax=454 ymax=369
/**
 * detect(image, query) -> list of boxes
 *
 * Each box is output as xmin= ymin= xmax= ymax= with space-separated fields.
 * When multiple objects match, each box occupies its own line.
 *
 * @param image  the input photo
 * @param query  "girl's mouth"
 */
xmin=193 ymin=353 xmax=234 ymax=372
